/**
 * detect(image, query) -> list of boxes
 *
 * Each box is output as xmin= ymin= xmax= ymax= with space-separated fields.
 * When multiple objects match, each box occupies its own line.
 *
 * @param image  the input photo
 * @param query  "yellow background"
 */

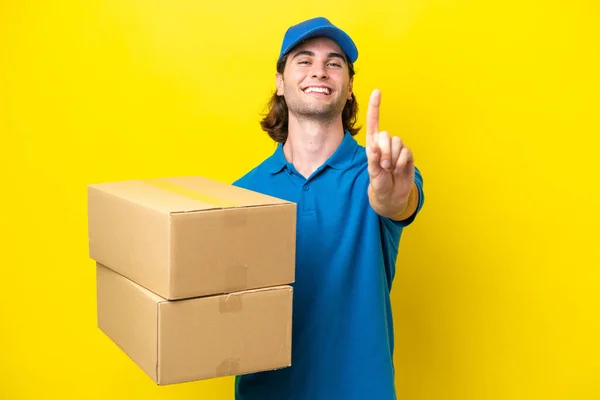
xmin=1 ymin=1 xmax=599 ymax=399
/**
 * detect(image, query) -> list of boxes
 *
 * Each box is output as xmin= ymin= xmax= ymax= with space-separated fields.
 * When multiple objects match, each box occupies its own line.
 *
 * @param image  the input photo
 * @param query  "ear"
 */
xmin=276 ymin=73 xmax=284 ymax=96
xmin=347 ymin=77 xmax=354 ymax=100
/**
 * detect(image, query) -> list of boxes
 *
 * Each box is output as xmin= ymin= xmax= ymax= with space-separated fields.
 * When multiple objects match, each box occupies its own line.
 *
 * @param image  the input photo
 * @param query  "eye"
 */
xmin=328 ymin=62 xmax=342 ymax=67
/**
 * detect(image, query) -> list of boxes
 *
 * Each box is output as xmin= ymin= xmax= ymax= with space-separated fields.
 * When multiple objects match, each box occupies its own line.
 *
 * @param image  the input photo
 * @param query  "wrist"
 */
xmin=369 ymin=183 xmax=418 ymax=220
xmin=368 ymin=188 xmax=409 ymax=218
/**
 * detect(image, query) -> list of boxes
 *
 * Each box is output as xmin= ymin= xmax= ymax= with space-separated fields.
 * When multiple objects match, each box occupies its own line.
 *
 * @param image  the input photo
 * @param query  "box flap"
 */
xmin=88 ymin=176 xmax=292 ymax=214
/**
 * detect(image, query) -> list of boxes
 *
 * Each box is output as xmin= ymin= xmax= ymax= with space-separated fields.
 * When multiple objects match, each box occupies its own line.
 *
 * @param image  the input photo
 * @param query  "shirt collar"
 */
xmin=266 ymin=130 xmax=359 ymax=174
xmin=325 ymin=130 xmax=359 ymax=170
xmin=265 ymin=142 xmax=289 ymax=174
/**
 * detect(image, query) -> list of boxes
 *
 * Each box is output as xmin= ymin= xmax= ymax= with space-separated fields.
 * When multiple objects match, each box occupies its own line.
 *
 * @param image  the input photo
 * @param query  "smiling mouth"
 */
xmin=303 ymin=86 xmax=332 ymax=95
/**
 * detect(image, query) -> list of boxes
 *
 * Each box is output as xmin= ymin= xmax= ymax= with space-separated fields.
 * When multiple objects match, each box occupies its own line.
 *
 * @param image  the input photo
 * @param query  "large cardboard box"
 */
xmin=87 ymin=176 xmax=296 ymax=300
xmin=96 ymin=263 xmax=293 ymax=385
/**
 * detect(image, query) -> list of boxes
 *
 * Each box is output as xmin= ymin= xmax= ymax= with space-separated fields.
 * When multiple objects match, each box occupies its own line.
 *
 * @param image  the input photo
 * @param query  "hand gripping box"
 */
xmin=87 ymin=176 xmax=296 ymax=300
xmin=96 ymin=263 xmax=293 ymax=385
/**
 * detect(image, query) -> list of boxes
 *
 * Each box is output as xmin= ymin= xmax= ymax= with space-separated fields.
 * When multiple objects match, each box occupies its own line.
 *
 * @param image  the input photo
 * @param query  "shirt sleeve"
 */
xmin=377 ymin=166 xmax=425 ymax=288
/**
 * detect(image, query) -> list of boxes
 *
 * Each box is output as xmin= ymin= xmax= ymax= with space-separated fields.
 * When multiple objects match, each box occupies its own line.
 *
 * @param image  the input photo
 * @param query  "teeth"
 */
xmin=304 ymin=87 xmax=330 ymax=95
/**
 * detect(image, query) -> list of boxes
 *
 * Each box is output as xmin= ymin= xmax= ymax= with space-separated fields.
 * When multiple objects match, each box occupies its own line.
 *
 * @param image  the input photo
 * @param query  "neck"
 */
xmin=282 ymin=114 xmax=345 ymax=178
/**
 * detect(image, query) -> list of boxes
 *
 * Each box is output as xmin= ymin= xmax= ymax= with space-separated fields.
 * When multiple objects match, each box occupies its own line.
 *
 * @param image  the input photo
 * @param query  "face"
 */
xmin=276 ymin=37 xmax=353 ymax=121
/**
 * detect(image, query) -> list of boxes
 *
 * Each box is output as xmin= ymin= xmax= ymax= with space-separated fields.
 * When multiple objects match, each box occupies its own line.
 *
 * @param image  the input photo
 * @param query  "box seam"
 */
xmin=170 ymin=202 xmax=294 ymax=214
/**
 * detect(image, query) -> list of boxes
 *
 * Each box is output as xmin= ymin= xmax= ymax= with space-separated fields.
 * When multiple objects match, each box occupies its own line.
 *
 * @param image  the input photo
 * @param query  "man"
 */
xmin=232 ymin=16 xmax=425 ymax=400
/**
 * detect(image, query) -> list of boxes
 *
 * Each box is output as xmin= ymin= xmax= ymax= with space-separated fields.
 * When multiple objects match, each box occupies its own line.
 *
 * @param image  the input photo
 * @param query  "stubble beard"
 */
xmin=284 ymin=87 xmax=347 ymax=123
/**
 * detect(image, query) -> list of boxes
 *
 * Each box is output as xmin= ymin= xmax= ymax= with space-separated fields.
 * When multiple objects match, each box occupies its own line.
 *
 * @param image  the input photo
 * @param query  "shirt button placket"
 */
xmin=301 ymin=182 xmax=315 ymax=215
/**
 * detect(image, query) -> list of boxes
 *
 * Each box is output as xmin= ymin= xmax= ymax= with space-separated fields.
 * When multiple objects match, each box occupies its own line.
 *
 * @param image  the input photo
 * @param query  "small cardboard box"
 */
xmin=87 ymin=176 xmax=296 ymax=300
xmin=96 ymin=262 xmax=293 ymax=385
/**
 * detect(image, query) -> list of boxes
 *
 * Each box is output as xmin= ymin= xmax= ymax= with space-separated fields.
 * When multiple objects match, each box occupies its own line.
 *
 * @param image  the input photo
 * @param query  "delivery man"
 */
xmin=232 ymin=16 xmax=425 ymax=400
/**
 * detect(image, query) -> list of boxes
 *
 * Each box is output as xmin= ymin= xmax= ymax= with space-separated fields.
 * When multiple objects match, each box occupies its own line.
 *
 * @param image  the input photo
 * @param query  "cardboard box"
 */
xmin=87 ymin=176 xmax=296 ymax=300
xmin=96 ymin=262 xmax=293 ymax=385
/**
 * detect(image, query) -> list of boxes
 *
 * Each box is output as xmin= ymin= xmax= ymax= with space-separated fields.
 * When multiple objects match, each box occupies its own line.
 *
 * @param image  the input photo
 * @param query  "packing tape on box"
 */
xmin=224 ymin=264 xmax=248 ymax=293
xmin=143 ymin=178 xmax=249 ymax=228
xmin=143 ymin=178 xmax=239 ymax=208
xmin=216 ymin=358 xmax=240 ymax=376
xmin=219 ymin=292 xmax=243 ymax=313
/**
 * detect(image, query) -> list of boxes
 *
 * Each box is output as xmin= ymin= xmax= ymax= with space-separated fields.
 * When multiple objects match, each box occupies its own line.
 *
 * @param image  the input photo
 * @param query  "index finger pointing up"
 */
xmin=366 ymin=89 xmax=381 ymax=147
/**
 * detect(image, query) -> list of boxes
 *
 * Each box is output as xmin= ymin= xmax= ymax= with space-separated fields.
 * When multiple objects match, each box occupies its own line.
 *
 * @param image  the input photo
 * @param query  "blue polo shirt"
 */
xmin=232 ymin=131 xmax=424 ymax=400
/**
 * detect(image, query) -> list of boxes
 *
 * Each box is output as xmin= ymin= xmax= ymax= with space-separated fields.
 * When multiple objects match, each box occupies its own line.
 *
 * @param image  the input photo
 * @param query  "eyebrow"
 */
xmin=291 ymin=50 xmax=347 ymax=63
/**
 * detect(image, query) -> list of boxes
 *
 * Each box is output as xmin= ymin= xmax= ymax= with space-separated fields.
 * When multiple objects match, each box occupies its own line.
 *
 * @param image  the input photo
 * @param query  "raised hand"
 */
xmin=366 ymin=89 xmax=415 ymax=218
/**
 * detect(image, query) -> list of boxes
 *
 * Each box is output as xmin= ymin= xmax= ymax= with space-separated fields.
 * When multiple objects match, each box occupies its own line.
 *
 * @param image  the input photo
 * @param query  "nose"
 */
xmin=311 ymin=63 xmax=328 ymax=79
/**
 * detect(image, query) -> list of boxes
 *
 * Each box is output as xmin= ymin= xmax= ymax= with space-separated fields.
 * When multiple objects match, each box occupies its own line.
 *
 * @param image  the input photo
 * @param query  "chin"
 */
xmin=307 ymin=100 xmax=344 ymax=113
xmin=286 ymin=97 xmax=346 ymax=119
xmin=299 ymin=106 xmax=338 ymax=118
